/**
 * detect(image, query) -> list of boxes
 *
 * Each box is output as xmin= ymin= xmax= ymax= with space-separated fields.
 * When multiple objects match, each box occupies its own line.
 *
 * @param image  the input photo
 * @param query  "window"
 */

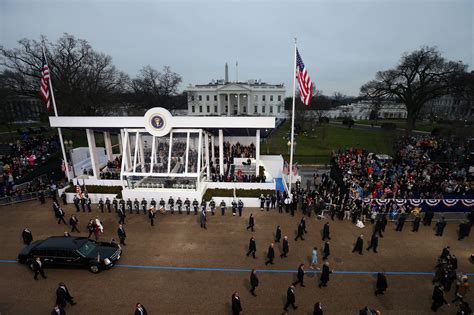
xmin=262 ymin=105 xmax=266 ymax=113
xmin=78 ymin=240 xmax=97 ymax=256
xmin=214 ymin=95 xmax=217 ymax=101
xmin=270 ymin=106 xmax=273 ymax=113
xmin=191 ymin=95 xmax=195 ymax=101
xmin=254 ymin=95 xmax=258 ymax=101
xmin=199 ymin=106 xmax=203 ymax=113
xmin=214 ymin=105 xmax=218 ymax=112
xmin=243 ymin=106 xmax=247 ymax=113
xmin=206 ymin=105 xmax=210 ymax=112
xmin=199 ymin=95 xmax=202 ymax=101
xmin=191 ymin=106 xmax=195 ymax=113
xmin=254 ymin=106 xmax=258 ymax=113
xmin=206 ymin=95 xmax=210 ymax=101
xmin=270 ymin=95 xmax=273 ymax=101
xmin=278 ymin=95 xmax=281 ymax=101
xmin=262 ymin=95 xmax=266 ymax=101
xmin=225 ymin=95 xmax=228 ymax=101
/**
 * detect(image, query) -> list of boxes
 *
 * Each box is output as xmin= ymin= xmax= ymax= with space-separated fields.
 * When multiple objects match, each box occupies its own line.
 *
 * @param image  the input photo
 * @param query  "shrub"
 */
xmin=65 ymin=184 xmax=123 ymax=198
xmin=203 ymin=188 xmax=275 ymax=201
xmin=381 ymin=123 xmax=397 ymax=130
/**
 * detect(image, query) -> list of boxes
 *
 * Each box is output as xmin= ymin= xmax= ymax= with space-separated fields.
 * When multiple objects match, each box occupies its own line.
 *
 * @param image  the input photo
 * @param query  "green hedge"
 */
xmin=203 ymin=188 xmax=274 ymax=201
xmin=65 ymin=185 xmax=123 ymax=199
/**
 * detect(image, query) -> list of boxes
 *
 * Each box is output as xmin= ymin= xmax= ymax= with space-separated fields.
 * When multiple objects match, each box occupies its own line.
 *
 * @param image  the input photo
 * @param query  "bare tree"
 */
xmin=360 ymin=46 xmax=466 ymax=134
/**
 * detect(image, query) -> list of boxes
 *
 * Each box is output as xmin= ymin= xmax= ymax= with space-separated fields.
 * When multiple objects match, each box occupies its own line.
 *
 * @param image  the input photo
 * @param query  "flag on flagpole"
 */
xmin=296 ymin=49 xmax=313 ymax=106
xmin=75 ymin=179 xmax=82 ymax=197
xmin=39 ymin=54 xmax=51 ymax=110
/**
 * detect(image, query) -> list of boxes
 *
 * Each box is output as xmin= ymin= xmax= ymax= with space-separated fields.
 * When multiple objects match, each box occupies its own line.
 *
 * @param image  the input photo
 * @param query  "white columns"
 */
xmin=227 ymin=93 xmax=231 ymax=116
xmin=197 ymin=131 xmax=203 ymax=189
xmin=120 ymin=130 xmax=128 ymax=182
xmin=138 ymin=134 xmax=144 ymax=167
xmin=118 ymin=131 xmax=123 ymax=155
xmin=255 ymin=129 xmax=260 ymax=177
xmin=237 ymin=93 xmax=241 ymax=115
xmin=132 ymin=132 xmax=139 ymax=172
xmin=217 ymin=94 xmax=221 ymax=115
xmin=86 ymin=129 xmax=99 ymax=179
xmin=150 ymin=136 xmax=156 ymax=174
xmin=211 ymin=135 xmax=215 ymax=165
xmin=219 ymin=129 xmax=224 ymax=175
xmin=205 ymin=133 xmax=210 ymax=179
xmin=103 ymin=131 xmax=114 ymax=162
xmin=167 ymin=132 xmax=173 ymax=173
xmin=185 ymin=132 xmax=190 ymax=173
xmin=247 ymin=93 xmax=251 ymax=115
xmin=126 ymin=132 xmax=132 ymax=170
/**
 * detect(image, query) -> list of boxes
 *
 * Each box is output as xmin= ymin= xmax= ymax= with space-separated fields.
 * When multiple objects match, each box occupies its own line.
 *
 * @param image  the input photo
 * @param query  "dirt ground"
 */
xmin=0 ymin=199 xmax=472 ymax=315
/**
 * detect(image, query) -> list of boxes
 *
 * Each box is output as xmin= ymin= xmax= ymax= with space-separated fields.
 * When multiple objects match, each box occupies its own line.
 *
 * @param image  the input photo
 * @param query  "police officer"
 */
xmin=220 ymin=200 xmax=226 ymax=216
xmin=168 ymin=196 xmax=175 ymax=214
xmin=192 ymin=198 xmax=199 ymax=215
xmin=98 ymin=198 xmax=104 ymax=213
xmin=113 ymin=198 xmax=118 ymax=213
xmin=150 ymin=198 xmax=157 ymax=209
xmin=209 ymin=198 xmax=216 ymax=215
xmin=176 ymin=197 xmax=183 ymax=214
xmin=200 ymin=199 xmax=206 ymax=212
xmin=159 ymin=198 xmax=166 ymax=211
xmin=105 ymin=197 xmax=112 ymax=213
xmin=119 ymin=198 xmax=126 ymax=213
xmin=126 ymin=198 xmax=133 ymax=214
xmin=238 ymin=199 xmax=244 ymax=217
xmin=184 ymin=198 xmax=191 ymax=215
xmin=73 ymin=195 xmax=80 ymax=212
xmin=232 ymin=199 xmax=237 ymax=216
xmin=134 ymin=198 xmax=140 ymax=214
xmin=141 ymin=198 xmax=147 ymax=214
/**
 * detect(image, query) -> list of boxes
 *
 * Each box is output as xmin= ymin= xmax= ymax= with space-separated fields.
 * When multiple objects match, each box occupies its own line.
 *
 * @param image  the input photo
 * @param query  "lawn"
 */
xmin=262 ymin=121 xmax=401 ymax=165
xmin=347 ymin=119 xmax=447 ymax=133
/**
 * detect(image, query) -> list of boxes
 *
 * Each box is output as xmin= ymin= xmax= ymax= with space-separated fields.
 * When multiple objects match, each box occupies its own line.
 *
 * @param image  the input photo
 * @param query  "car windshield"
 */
xmin=77 ymin=240 xmax=97 ymax=256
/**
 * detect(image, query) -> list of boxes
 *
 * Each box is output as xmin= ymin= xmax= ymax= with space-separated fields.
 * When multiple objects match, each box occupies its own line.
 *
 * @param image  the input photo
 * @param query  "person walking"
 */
xmin=452 ymin=276 xmax=469 ymax=304
xmin=375 ymin=272 xmax=388 ymax=296
xmin=283 ymin=285 xmax=298 ymax=311
xmin=412 ymin=214 xmax=421 ymax=232
xmin=134 ymin=303 xmax=148 ymax=315
xmin=56 ymin=282 xmax=76 ymax=309
xmin=275 ymin=225 xmax=282 ymax=243
xmin=310 ymin=247 xmax=319 ymax=269
xmin=292 ymin=264 xmax=306 ymax=287
xmin=220 ymin=200 xmax=226 ymax=216
xmin=56 ymin=207 xmax=67 ymax=225
xmin=31 ymin=257 xmax=47 ymax=280
xmin=246 ymin=213 xmax=255 ymax=232
xmin=458 ymin=221 xmax=471 ymax=240
xmin=250 ymin=269 xmax=259 ymax=296
xmin=22 ymin=227 xmax=33 ymax=245
xmin=431 ymin=284 xmax=449 ymax=312
xmin=118 ymin=205 xmax=126 ymax=225
xmin=200 ymin=209 xmax=207 ymax=229
xmin=313 ymin=302 xmax=323 ymax=315
xmin=51 ymin=305 xmax=66 ymax=315
xmin=366 ymin=233 xmax=379 ymax=253
xmin=435 ymin=217 xmax=447 ymax=236
xmin=238 ymin=199 xmax=244 ymax=217
xmin=295 ymin=222 xmax=305 ymax=241
xmin=280 ymin=236 xmax=289 ymax=258
xmin=246 ymin=236 xmax=256 ymax=258
xmin=265 ymin=243 xmax=275 ymax=265
xmin=69 ymin=215 xmax=80 ymax=233
xmin=395 ymin=213 xmax=406 ymax=232
xmin=231 ymin=291 xmax=242 ymax=315
xmin=322 ymin=222 xmax=330 ymax=240
xmin=87 ymin=219 xmax=95 ymax=239
xmin=353 ymin=234 xmax=364 ymax=255
xmin=322 ymin=241 xmax=330 ymax=260
xmin=148 ymin=207 xmax=156 ymax=226
xmin=319 ymin=262 xmax=333 ymax=288
xmin=117 ymin=224 xmax=126 ymax=245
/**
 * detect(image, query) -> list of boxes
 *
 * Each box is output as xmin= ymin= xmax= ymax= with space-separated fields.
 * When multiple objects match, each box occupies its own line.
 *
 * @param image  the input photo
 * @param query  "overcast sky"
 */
xmin=1 ymin=0 xmax=472 ymax=96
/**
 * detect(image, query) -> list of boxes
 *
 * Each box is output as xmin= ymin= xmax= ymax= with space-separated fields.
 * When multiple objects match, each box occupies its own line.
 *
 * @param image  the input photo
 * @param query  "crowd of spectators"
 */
xmin=210 ymin=142 xmax=260 ymax=182
xmin=98 ymin=156 xmax=122 ymax=179
xmin=331 ymin=135 xmax=472 ymax=200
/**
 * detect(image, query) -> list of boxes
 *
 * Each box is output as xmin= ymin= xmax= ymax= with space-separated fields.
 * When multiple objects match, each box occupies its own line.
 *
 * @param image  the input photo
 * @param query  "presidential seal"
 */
xmin=151 ymin=115 xmax=165 ymax=130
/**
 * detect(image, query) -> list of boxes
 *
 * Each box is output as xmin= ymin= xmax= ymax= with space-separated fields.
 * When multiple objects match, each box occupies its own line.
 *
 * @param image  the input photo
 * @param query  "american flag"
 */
xmin=75 ymin=179 xmax=82 ymax=198
xmin=296 ymin=49 xmax=313 ymax=106
xmin=39 ymin=55 xmax=51 ymax=110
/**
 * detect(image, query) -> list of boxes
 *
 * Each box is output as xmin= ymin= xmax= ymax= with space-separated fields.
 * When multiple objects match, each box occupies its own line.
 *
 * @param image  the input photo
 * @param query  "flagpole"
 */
xmin=41 ymin=42 xmax=72 ymax=183
xmin=288 ymin=38 xmax=297 ymax=195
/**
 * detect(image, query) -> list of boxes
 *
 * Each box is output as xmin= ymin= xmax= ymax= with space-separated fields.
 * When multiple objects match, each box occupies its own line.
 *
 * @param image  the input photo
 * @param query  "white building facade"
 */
xmin=185 ymin=80 xmax=286 ymax=119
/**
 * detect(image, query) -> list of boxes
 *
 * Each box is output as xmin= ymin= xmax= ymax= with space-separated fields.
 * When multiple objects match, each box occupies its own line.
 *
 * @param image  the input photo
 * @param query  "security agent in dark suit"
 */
xmin=141 ymin=198 xmax=147 ymax=214
xmin=265 ymin=243 xmax=275 ymax=265
xmin=98 ymin=198 xmax=104 ymax=212
xmin=232 ymin=199 xmax=237 ymax=216
xmin=238 ymin=199 xmax=244 ymax=216
xmin=117 ymin=224 xmax=126 ymax=245
xmin=135 ymin=303 xmax=148 ymax=315
xmin=31 ymin=257 xmax=47 ymax=280
xmin=352 ymin=234 xmax=363 ymax=255
xmin=209 ymin=199 xmax=216 ymax=215
xmin=319 ymin=262 xmax=333 ymax=288
xmin=283 ymin=285 xmax=298 ymax=311
xmin=322 ymin=222 xmax=330 ymax=240
xmin=56 ymin=207 xmax=67 ymax=225
xmin=73 ymin=195 xmax=80 ymax=212
xmin=292 ymin=264 xmax=306 ymax=287
xmin=250 ymin=269 xmax=259 ymax=296
xmin=375 ymin=272 xmax=388 ymax=296
xmin=295 ymin=222 xmax=305 ymax=241
xmin=231 ymin=292 xmax=243 ymax=315
xmin=246 ymin=236 xmax=256 ymax=258
xmin=412 ymin=214 xmax=421 ymax=232
xmin=431 ymin=284 xmax=449 ymax=312
xmin=56 ymin=282 xmax=76 ymax=308
xmin=69 ymin=215 xmax=80 ymax=233
xmin=246 ymin=213 xmax=255 ymax=231
xmin=281 ymin=236 xmax=289 ymax=258
xmin=395 ymin=213 xmax=406 ymax=231
xmin=458 ymin=220 xmax=471 ymax=240
xmin=22 ymin=227 xmax=33 ymax=245
xmin=51 ymin=305 xmax=66 ymax=315
xmin=366 ymin=233 xmax=379 ymax=253
xmin=275 ymin=225 xmax=281 ymax=243
xmin=118 ymin=205 xmax=126 ymax=225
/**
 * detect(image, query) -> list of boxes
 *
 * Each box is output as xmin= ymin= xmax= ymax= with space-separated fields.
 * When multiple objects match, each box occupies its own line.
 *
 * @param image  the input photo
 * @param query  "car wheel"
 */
xmin=89 ymin=264 xmax=100 ymax=273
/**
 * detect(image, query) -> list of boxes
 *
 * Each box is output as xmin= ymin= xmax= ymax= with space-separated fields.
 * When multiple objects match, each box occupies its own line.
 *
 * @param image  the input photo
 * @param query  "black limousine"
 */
xmin=18 ymin=236 xmax=121 ymax=273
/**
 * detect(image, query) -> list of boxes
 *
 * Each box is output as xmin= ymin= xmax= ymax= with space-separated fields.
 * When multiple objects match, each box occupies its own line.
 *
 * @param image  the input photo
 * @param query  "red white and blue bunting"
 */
xmin=361 ymin=199 xmax=474 ymax=208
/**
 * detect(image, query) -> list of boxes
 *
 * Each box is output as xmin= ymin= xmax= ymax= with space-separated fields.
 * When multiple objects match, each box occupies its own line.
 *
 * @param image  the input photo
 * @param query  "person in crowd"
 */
xmin=51 ymin=305 xmax=66 ymax=315
xmin=295 ymin=221 xmax=305 ymax=241
xmin=322 ymin=222 xmax=330 ymax=240
xmin=412 ymin=214 xmax=421 ymax=232
xmin=250 ymin=269 xmax=259 ymax=296
xmin=134 ymin=303 xmax=148 ymax=315
xmin=185 ymin=198 xmax=191 ymax=215
xmin=141 ymin=198 xmax=148 ymax=215
xmin=265 ymin=243 xmax=275 ymax=265
xmin=69 ymin=215 xmax=79 ymax=233
xmin=192 ymin=198 xmax=199 ymax=215
xmin=200 ymin=209 xmax=207 ymax=230
xmin=118 ymin=204 xmax=126 ymax=225
xmin=133 ymin=198 xmax=140 ymax=214
xmin=31 ymin=257 xmax=47 ymax=280
xmin=366 ymin=233 xmax=379 ymax=253
xmin=238 ymin=199 xmax=244 ymax=217
xmin=310 ymin=247 xmax=319 ymax=269
xmin=176 ymin=197 xmax=183 ymax=214
xmin=87 ymin=219 xmax=95 ymax=239
xmin=319 ymin=262 xmax=333 ymax=288
xmin=56 ymin=207 xmax=67 ymax=225
xmin=375 ymin=272 xmax=388 ymax=296
xmin=117 ymin=224 xmax=126 ymax=245
xmin=22 ymin=227 xmax=33 ymax=245
xmin=246 ymin=213 xmax=255 ymax=232
xmin=231 ymin=291 xmax=242 ymax=315
xmin=292 ymin=263 xmax=306 ymax=287
xmin=431 ymin=284 xmax=449 ymax=312
xmin=246 ymin=236 xmax=256 ymax=259
xmin=209 ymin=198 xmax=215 ymax=215
xmin=220 ymin=199 xmax=226 ymax=216
xmin=148 ymin=207 xmax=156 ymax=226
xmin=458 ymin=221 xmax=471 ymax=240
xmin=275 ymin=225 xmax=281 ymax=243
xmin=353 ymin=234 xmax=364 ymax=255
xmin=435 ymin=217 xmax=447 ymax=236
xmin=313 ymin=302 xmax=323 ymax=315
xmin=169 ymin=196 xmax=175 ymax=215
xmin=283 ymin=285 xmax=298 ymax=311
xmin=281 ymin=236 xmax=289 ymax=258
xmin=55 ymin=282 xmax=76 ymax=308
xmin=322 ymin=241 xmax=330 ymax=260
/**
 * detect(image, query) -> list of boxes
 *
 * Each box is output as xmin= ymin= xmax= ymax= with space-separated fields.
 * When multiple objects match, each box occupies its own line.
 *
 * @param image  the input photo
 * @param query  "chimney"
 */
xmin=225 ymin=63 xmax=229 ymax=84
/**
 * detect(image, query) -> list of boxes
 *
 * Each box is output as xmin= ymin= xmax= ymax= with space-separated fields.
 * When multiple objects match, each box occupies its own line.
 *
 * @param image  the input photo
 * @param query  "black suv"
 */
xmin=18 ymin=236 xmax=121 ymax=273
